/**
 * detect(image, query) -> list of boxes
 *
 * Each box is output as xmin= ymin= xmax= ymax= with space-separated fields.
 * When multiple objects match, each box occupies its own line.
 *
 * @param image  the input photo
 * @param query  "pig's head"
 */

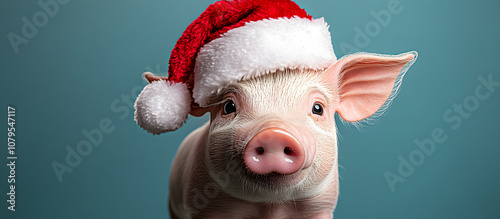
xmin=197 ymin=69 xmax=337 ymax=203
xmin=141 ymin=52 xmax=416 ymax=203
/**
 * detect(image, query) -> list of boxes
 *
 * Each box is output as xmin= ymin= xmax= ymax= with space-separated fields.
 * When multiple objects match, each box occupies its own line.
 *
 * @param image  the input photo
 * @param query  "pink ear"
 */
xmin=143 ymin=72 xmax=168 ymax=83
xmin=325 ymin=52 xmax=417 ymax=122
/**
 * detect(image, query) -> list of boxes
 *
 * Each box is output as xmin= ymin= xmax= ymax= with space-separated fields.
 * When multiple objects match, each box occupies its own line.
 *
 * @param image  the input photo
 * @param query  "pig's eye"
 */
xmin=312 ymin=102 xmax=324 ymax=116
xmin=223 ymin=100 xmax=237 ymax=115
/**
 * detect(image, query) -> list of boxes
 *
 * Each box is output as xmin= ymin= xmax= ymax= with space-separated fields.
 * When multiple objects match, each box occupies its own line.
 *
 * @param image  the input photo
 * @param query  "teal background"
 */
xmin=1 ymin=0 xmax=499 ymax=218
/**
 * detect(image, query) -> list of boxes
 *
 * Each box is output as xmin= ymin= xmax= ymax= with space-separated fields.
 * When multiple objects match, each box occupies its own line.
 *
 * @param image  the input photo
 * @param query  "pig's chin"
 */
xmin=220 ymin=166 xmax=313 ymax=203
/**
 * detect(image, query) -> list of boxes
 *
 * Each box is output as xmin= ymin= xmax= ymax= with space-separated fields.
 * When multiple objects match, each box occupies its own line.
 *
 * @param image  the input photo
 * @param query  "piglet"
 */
xmin=140 ymin=52 xmax=416 ymax=219
xmin=133 ymin=1 xmax=417 ymax=218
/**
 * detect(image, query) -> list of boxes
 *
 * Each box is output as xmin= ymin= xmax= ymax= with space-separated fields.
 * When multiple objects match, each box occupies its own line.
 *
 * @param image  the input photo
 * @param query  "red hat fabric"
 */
xmin=168 ymin=0 xmax=312 ymax=84
xmin=134 ymin=0 xmax=336 ymax=134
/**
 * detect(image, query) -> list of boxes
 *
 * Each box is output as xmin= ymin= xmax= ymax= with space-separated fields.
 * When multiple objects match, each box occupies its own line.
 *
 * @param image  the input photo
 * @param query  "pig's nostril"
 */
xmin=255 ymin=147 xmax=264 ymax=155
xmin=284 ymin=147 xmax=293 ymax=155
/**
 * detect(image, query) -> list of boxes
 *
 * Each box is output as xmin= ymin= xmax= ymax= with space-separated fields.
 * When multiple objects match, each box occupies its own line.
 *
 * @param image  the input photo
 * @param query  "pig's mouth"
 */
xmin=243 ymin=167 xmax=306 ymax=188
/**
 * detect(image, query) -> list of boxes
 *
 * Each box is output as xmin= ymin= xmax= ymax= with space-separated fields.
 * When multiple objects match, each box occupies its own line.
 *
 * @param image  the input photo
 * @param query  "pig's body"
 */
xmin=169 ymin=123 xmax=339 ymax=219
xmin=134 ymin=51 xmax=416 ymax=219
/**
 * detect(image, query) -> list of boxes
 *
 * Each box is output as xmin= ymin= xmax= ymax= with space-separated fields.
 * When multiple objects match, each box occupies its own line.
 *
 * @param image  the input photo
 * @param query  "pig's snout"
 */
xmin=244 ymin=128 xmax=305 ymax=175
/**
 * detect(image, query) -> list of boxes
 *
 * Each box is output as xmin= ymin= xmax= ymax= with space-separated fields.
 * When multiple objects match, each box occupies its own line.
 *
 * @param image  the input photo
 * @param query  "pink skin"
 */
xmin=159 ymin=52 xmax=416 ymax=219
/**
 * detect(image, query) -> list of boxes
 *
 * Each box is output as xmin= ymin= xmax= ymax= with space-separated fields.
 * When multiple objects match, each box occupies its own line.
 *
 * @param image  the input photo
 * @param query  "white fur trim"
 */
xmin=134 ymin=80 xmax=190 ymax=134
xmin=193 ymin=17 xmax=336 ymax=106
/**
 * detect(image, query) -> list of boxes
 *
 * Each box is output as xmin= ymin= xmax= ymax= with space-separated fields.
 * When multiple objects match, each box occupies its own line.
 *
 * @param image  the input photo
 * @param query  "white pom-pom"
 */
xmin=134 ymin=80 xmax=191 ymax=134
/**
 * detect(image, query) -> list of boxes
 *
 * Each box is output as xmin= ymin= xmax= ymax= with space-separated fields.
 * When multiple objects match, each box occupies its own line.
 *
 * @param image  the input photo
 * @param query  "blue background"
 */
xmin=1 ymin=0 xmax=499 ymax=218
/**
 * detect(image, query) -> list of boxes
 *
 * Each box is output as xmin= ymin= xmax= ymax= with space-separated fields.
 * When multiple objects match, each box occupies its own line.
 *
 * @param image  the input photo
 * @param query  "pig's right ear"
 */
xmin=325 ymin=51 xmax=417 ymax=122
xmin=189 ymin=105 xmax=209 ymax=117
xmin=143 ymin=72 xmax=167 ymax=83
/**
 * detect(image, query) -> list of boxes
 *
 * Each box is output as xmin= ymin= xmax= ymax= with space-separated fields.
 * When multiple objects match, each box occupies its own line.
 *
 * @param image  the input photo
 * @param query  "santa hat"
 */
xmin=134 ymin=0 xmax=336 ymax=134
